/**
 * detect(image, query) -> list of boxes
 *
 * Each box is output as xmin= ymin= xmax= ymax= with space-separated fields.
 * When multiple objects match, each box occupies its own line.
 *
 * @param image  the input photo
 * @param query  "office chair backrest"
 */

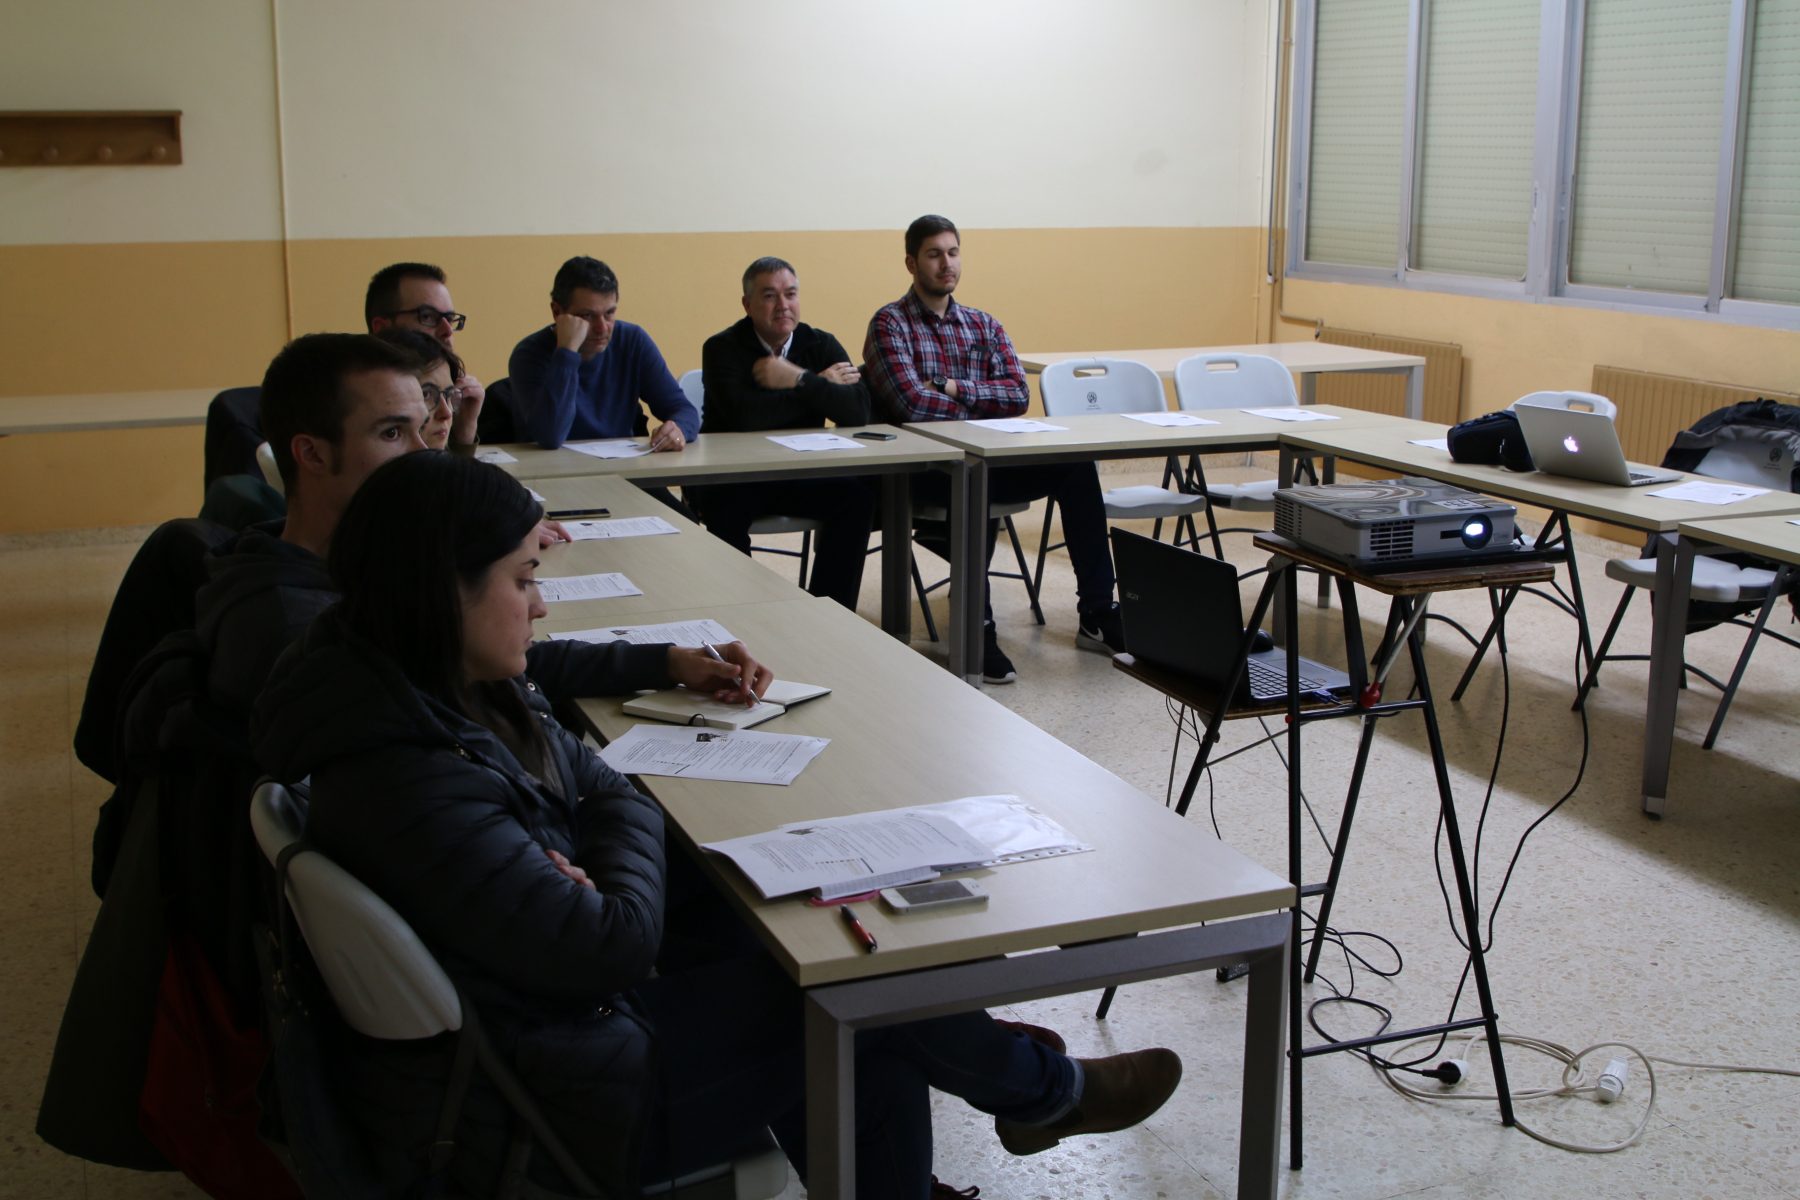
xmin=249 ymin=782 xmax=463 ymax=1041
xmin=477 ymin=378 xmax=518 ymax=445
xmin=678 ymin=369 xmax=704 ymax=419
xmin=203 ymin=386 xmax=264 ymax=487
xmin=1512 ymin=390 xmax=1618 ymax=420
xmin=1040 ymin=358 xmax=1166 ymax=417
xmin=1174 ymin=353 xmax=1297 ymax=411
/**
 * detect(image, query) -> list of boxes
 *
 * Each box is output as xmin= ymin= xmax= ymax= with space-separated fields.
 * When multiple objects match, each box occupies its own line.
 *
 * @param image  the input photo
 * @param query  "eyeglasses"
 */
xmin=388 ymin=305 xmax=467 ymax=332
xmin=421 ymin=383 xmax=464 ymax=408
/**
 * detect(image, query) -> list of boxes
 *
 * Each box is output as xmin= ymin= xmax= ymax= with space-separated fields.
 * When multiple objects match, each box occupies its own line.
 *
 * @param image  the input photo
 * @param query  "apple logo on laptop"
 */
xmin=1563 ymin=434 xmax=1581 ymax=454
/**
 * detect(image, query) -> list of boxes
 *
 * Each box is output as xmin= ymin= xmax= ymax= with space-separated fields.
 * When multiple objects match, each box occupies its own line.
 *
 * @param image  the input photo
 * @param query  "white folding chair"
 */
xmin=1033 ymin=359 xmax=1208 ymax=592
xmin=249 ymin=781 xmax=787 ymax=1200
xmin=1173 ymin=353 xmax=1319 ymax=556
xmin=679 ymin=369 xmax=823 ymax=587
xmin=1574 ymin=437 xmax=1799 ymax=748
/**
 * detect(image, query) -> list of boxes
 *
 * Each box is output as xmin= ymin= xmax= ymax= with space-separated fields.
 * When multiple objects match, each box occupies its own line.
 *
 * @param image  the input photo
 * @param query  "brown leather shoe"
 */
xmin=993 ymin=1018 xmax=1068 ymax=1055
xmin=994 ymin=1047 xmax=1183 ymax=1156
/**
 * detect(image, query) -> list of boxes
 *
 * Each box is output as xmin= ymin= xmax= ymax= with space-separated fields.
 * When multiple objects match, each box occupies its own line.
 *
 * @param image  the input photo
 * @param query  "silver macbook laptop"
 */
xmin=1513 ymin=405 xmax=1679 ymax=487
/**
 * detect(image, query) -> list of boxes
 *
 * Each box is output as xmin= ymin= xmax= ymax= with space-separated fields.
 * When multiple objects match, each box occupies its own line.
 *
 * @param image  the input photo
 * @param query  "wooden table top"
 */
xmin=905 ymin=405 xmax=1399 ymax=461
xmin=1677 ymin=512 xmax=1800 ymax=565
xmin=1017 ymin=343 xmax=1426 ymax=379
xmin=486 ymin=424 xmax=961 ymax=482
xmin=570 ymin=597 xmax=1293 ymax=987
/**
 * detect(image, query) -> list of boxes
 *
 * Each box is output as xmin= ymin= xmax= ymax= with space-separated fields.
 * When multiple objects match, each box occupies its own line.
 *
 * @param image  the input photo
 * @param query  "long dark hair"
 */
xmin=329 ymin=452 xmax=541 ymax=705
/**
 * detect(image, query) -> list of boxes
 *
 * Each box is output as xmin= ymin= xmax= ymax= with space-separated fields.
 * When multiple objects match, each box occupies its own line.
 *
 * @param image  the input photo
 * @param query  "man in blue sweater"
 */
xmin=506 ymin=256 xmax=700 ymax=451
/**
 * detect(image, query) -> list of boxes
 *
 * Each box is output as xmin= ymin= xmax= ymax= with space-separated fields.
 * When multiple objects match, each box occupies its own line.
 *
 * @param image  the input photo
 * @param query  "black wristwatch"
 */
xmin=929 ymin=374 xmax=947 ymax=391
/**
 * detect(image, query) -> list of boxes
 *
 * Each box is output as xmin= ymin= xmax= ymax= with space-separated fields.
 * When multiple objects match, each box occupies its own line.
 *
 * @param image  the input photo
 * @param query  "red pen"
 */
xmin=839 ymin=904 xmax=878 ymax=953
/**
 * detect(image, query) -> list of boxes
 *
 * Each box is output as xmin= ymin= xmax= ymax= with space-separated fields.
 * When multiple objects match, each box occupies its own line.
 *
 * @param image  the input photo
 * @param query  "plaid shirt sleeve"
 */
xmin=865 ymin=302 xmax=964 ymax=422
xmin=864 ymin=299 xmax=1029 ymax=422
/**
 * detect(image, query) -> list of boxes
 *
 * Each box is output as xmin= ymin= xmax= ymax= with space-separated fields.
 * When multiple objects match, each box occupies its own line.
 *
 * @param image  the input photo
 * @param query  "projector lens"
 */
xmin=1460 ymin=517 xmax=1492 ymax=548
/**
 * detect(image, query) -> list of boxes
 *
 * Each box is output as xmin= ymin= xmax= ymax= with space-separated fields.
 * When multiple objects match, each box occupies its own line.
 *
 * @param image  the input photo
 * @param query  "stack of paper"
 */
xmin=474 ymin=447 xmax=519 ymax=465
xmin=564 ymin=516 xmax=679 ymax=540
xmin=537 ymin=573 xmax=642 ymax=603
xmin=768 ymin=433 xmax=865 ymax=452
xmin=550 ymin=618 xmax=737 ymax=647
xmin=1120 ymin=411 xmax=1220 ymax=428
xmin=567 ymin=438 xmax=654 ymax=459
xmin=600 ymin=725 xmax=829 ymax=787
xmin=1242 ymin=407 xmax=1339 ymax=422
xmin=1646 ymin=481 xmax=1770 ymax=506
xmin=968 ymin=418 xmax=1068 ymax=433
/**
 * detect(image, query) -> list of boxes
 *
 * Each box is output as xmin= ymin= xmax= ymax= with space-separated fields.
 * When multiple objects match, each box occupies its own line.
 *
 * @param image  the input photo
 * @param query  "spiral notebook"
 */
xmin=620 ymin=678 xmax=831 ymax=731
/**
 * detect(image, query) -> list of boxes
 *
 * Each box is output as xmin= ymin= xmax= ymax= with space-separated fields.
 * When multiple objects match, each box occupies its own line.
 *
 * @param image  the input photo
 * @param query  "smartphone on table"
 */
xmin=879 ymin=879 xmax=987 ymax=911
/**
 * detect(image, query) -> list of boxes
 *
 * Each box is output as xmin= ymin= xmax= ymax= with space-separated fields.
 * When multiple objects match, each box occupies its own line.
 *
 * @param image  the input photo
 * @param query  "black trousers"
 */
xmin=689 ymin=478 xmax=874 ymax=610
xmin=911 ymin=461 xmax=1116 ymax=625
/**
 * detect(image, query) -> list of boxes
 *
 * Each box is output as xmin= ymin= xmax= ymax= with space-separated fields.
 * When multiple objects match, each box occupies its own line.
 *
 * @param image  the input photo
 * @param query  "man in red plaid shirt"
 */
xmin=865 ymin=215 xmax=1124 ymax=684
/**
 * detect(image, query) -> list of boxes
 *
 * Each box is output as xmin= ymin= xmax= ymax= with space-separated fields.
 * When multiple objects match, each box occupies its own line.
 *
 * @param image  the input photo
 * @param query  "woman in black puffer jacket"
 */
xmin=254 ymin=451 xmax=1183 ymax=1199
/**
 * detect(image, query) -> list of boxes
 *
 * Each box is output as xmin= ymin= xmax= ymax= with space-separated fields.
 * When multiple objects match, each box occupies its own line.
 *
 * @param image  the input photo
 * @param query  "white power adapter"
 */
xmin=1595 ymin=1056 xmax=1630 ymax=1103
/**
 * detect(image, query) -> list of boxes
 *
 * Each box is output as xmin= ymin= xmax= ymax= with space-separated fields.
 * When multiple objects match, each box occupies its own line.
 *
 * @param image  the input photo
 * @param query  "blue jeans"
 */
xmin=635 ymin=953 xmax=1077 ymax=1200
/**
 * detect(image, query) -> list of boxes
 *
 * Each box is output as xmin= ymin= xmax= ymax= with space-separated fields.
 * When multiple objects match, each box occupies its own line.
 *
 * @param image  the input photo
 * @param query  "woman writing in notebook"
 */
xmin=252 ymin=451 xmax=1182 ymax=1199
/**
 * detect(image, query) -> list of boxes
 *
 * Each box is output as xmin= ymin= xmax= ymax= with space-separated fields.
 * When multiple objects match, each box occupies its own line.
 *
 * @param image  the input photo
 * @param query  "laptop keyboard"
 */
xmin=1246 ymin=656 xmax=1331 ymax=695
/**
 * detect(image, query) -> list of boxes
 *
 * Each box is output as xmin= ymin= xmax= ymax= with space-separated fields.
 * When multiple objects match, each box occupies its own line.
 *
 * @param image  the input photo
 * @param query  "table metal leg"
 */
xmin=1240 ymin=935 xmax=1290 ymax=1196
xmin=1404 ymin=365 xmax=1424 ymax=420
xmin=956 ymin=459 xmax=987 ymax=681
xmin=1641 ymin=533 xmax=1694 ymax=817
xmin=879 ymin=473 xmax=912 ymax=642
xmin=804 ymin=993 xmax=857 ymax=1200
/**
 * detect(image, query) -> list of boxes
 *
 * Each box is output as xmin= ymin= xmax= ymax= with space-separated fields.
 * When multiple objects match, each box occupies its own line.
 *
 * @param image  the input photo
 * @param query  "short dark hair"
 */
xmin=374 ymin=327 xmax=465 ymax=384
xmin=905 ymin=215 xmax=959 ymax=258
xmin=259 ymin=333 xmax=417 ymax=492
xmin=741 ymin=256 xmax=796 ymax=296
xmin=364 ymin=262 xmax=447 ymax=329
xmin=551 ymin=256 xmax=620 ymax=308
xmin=329 ymin=452 xmax=543 ymax=707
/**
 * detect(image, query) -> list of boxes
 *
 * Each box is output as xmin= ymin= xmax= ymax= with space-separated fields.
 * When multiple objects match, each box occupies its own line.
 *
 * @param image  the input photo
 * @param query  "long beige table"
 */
xmin=527 ymin=475 xmax=801 ymax=615
xmin=1273 ymin=421 xmax=1800 ymax=815
xmin=1645 ymin=514 xmax=1800 ymax=810
xmin=0 ymin=387 xmax=217 ymax=434
xmin=555 ymin=595 xmax=1294 ymax=1198
xmin=1018 ymin=342 xmax=1428 ymax=420
xmin=907 ymin=406 xmax=1399 ymax=677
xmin=490 ymin=426 xmax=970 ymax=667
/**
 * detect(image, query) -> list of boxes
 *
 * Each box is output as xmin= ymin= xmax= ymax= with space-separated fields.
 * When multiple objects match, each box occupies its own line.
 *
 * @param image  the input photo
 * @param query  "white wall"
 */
xmin=271 ymin=0 xmax=1273 ymax=238
xmin=0 ymin=0 xmax=282 ymax=244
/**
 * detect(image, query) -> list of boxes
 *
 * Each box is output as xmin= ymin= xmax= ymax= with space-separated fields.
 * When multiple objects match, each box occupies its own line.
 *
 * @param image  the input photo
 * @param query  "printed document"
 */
xmin=1408 ymin=438 xmax=1450 ymax=451
xmin=1646 ymin=481 xmax=1771 ymax=506
xmin=474 ymin=447 xmax=518 ymax=464
xmin=768 ymin=433 xmax=866 ymax=452
xmin=565 ymin=516 xmax=679 ymax=540
xmin=549 ymin=618 xmax=737 ymax=647
xmin=600 ymin=724 xmax=829 ymax=787
xmin=536 ymin=573 xmax=642 ymax=603
xmin=703 ymin=809 xmax=996 ymax=898
xmin=968 ymin=418 xmax=1068 ymax=433
xmin=567 ymin=438 xmax=654 ymax=459
xmin=1242 ymin=407 xmax=1339 ymax=422
xmin=1120 ymin=411 xmax=1220 ymax=427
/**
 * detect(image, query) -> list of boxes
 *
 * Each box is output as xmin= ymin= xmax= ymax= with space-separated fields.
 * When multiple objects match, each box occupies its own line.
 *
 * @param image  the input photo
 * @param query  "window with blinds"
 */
xmin=1303 ymin=0 xmax=1408 ymax=268
xmin=1732 ymin=0 xmax=1800 ymax=305
xmin=1569 ymin=0 xmax=1731 ymax=294
xmin=1413 ymin=0 xmax=1540 ymax=278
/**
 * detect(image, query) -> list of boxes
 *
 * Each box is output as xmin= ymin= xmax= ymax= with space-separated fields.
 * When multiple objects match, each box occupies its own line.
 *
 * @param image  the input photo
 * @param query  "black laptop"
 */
xmin=1111 ymin=528 xmax=1352 ymax=704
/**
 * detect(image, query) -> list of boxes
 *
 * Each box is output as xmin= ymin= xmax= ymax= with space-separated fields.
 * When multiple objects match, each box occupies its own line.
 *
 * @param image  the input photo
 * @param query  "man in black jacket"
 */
xmin=690 ymin=257 xmax=875 ymax=609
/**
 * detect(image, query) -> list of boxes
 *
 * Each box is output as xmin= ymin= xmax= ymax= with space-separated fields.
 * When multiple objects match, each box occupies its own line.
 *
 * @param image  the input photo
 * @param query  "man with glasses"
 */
xmin=506 ymin=256 xmax=699 ymax=451
xmin=365 ymin=262 xmax=486 ymax=447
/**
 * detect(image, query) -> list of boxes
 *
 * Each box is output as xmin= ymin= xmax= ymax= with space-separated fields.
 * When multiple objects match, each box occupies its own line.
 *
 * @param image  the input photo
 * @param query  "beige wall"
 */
xmin=1 ymin=0 xmax=1275 ymax=534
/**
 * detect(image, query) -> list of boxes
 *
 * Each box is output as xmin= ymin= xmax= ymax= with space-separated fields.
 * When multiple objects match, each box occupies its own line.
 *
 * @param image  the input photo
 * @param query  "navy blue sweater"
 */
xmin=507 ymin=321 xmax=700 ymax=449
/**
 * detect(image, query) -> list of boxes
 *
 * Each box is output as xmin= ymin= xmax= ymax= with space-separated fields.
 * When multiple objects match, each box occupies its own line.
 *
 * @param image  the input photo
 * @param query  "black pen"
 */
xmin=839 ymin=904 xmax=878 ymax=953
xmin=547 ymin=507 xmax=609 ymax=519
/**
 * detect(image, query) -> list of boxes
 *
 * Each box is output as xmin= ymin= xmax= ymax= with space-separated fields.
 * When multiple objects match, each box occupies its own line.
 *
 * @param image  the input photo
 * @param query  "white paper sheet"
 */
xmin=1119 ymin=411 xmax=1220 ymax=427
xmin=908 ymin=795 xmax=1091 ymax=866
xmin=1241 ymin=407 xmax=1339 ymax=422
xmin=567 ymin=438 xmax=654 ymax=459
xmin=702 ymin=809 xmax=995 ymax=898
xmin=1645 ymin=481 xmax=1771 ymax=505
xmin=536 ymin=573 xmax=642 ymax=603
xmin=767 ymin=433 xmax=866 ymax=452
xmin=1789 ymin=518 xmax=1800 ymax=528
xmin=564 ymin=516 xmax=679 ymax=540
xmin=967 ymin=418 xmax=1068 ymax=433
xmin=1408 ymin=438 xmax=1450 ymax=451
xmin=601 ymin=724 xmax=829 ymax=788
xmin=549 ymin=618 xmax=737 ymax=647
xmin=474 ymin=447 xmax=518 ymax=464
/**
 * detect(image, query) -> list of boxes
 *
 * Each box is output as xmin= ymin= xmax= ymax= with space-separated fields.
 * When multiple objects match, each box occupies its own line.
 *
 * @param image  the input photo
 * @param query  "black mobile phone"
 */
xmin=546 ymin=507 xmax=610 ymax=519
xmin=854 ymin=431 xmax=897 ymax=441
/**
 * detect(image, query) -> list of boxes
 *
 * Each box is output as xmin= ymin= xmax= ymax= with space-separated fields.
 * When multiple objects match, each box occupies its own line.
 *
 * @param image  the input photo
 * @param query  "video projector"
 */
xmin=1272 ymin=477 xmax=1517 ymax=569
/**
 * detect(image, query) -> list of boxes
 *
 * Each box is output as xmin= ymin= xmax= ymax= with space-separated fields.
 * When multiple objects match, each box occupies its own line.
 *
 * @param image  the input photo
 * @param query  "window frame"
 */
xmin=1286 ymin=0 xmax=1800 ymax=331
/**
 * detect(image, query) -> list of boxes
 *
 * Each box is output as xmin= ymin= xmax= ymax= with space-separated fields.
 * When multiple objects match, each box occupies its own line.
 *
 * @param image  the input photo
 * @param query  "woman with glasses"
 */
xmin=374 ymin=327 xmax=474 ymax=451
xmin=252 ymin=451 xmax=1183 ymax=1200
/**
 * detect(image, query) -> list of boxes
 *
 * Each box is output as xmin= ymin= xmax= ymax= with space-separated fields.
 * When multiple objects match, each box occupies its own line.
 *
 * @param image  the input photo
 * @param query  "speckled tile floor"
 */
xmin=5 ymin=458 xmax=1797 ymax=1200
